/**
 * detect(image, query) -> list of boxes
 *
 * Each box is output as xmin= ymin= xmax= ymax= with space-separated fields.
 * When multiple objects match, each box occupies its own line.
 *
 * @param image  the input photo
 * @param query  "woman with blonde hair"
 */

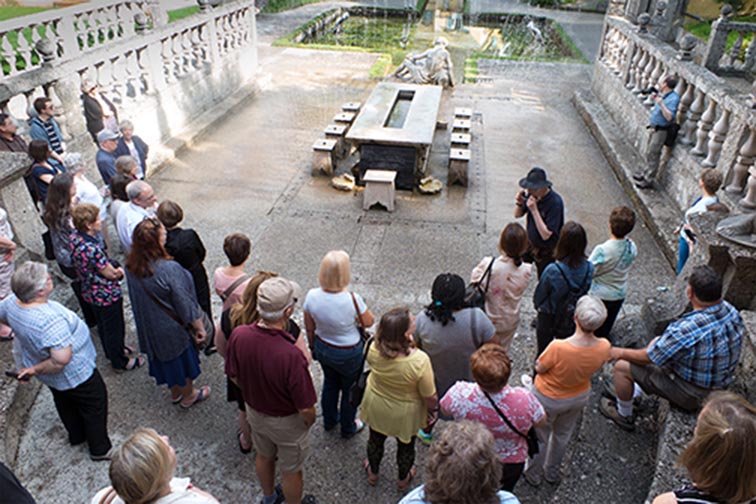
xmin=470 ymin=222 xmax=533 ymax=350
xmin=303 ymin=250 xmax=375 ymax=438
xmin=399 ymin=420 xmax=520 ymax=504
xmin=91 ymin=428 xmax=218 ymax=504
xmin=360 ymin=307 xmax=437 ymax=490
xmin=652 ymin=391 xmax=756 ymax=504
xmin=216 ymin=270 xmax=310 ymax=453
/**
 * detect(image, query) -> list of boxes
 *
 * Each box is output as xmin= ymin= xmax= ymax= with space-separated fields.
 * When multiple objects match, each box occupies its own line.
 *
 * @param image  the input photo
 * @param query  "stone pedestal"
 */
xmin=312 ymin=139 xmax=338 ymax=176
xmin=0 ymin=153 xmax=46 ymax=259
xmin=363 ymin=169 xmax=396 ymax=212
xmin=448 ymin=148 xmax=471 ymax=186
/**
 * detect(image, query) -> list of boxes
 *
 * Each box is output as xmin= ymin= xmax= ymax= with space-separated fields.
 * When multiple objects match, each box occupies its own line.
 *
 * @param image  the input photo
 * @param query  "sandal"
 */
xmin=397 ymin=466 xmax=416 ymax=491
xmin=123 ymin=345 xmax=136 ymax=356
xmin=238 ymin=430 xmax=252 ymax=454
xmin=171 ymin=394 xmax=183 ymax=404
xmin=180 ymin=385 xmax=211 ymax=409
xmin=124 ymin=356 xmax=144 ymax=371
xmin=362 ymin=458 xmax=378 ymax=486
xmin=0 ymin=331 xmax=14 ymax=342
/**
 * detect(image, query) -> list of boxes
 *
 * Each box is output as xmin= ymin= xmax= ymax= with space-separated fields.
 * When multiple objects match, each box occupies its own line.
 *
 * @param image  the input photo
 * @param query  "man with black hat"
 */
xmin=514 ymin=167 xmax=564 ymax=278
xmin=225 ymin=277 xmax=318 ymax=504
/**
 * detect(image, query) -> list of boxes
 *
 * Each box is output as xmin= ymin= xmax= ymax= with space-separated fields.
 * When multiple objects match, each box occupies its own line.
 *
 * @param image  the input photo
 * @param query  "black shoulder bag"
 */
xmin=483 ymin=390 xmax=540 ymax=457
xmin=464 ymin=257 xmax=495 ymax=309
xmin=349 ymin=337 xmax=373 ymax=408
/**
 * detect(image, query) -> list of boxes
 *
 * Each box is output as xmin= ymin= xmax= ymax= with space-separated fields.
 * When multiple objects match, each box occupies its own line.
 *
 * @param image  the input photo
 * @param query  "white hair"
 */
xmin=575 ymin=295 xmax=608 ymax=333
xmin=62 ymin=152 xmax=86 ymax=173
xmin=11 ymin=261 xmax=48 ymax=303
xmin=126 ymin=180 xmax=151 ymax=202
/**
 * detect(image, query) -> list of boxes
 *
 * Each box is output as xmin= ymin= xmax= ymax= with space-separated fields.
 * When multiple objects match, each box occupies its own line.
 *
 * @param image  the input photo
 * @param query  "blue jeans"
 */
xmin=677 ymin=235 xmax=690 ymax=274
xmin=314 ymin=338 xmax=364 ymax=434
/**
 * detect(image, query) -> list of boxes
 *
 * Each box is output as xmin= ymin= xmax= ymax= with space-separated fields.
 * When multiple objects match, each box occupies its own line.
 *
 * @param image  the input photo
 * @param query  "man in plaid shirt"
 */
xmin=600 ymin=265 xmax=743 ymax=431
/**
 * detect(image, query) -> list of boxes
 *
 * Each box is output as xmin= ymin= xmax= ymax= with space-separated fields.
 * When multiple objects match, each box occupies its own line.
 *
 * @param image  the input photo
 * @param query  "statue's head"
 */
xmin=434 ymin=36 xmax=449 ymax=48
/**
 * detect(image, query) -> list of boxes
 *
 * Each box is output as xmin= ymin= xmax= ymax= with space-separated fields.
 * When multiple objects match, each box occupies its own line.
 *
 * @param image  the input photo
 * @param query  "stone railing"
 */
xmin=0 ymin=1 xmax=168 ymax=78
xmin=0 ymin=0 xmax=257 ymax=168
xmin=595 ymin=15 xmax=756 ymax=211
xmin=703 ymin=5 xmax=756 ymax=77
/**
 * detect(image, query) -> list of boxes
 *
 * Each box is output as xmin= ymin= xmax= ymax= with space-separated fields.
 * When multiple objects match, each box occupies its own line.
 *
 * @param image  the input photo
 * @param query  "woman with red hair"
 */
xmin=125 ymin=218 xmax=210 ymax=408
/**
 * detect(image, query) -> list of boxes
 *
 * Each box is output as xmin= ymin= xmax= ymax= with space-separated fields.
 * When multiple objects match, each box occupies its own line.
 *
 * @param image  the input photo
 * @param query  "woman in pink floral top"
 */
xmin=70 ymin=204 xmax=142 ymax=371
xmin=440 ymin=344 xmax=545 ymax=491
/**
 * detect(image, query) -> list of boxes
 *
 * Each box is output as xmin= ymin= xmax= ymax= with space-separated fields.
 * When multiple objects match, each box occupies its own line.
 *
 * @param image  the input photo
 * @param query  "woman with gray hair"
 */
xmin=64 ymin=153 xmax=109 ymax=240
xmin=398 ymin=420 xmax=520 ymax=504
xmin=523 ymin=295 xmax=611 ymax=486
xmin=115 ymin=120 xmax=149 ymax=179
xmin=0 ymin=261 xmax=112 ymax=460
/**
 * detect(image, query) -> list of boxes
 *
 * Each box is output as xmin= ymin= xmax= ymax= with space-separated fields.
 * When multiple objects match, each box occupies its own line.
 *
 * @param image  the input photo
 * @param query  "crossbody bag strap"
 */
xmin=359 ymin=337 xmax=373 ymax=369
xmin=134 ymin=275 xmax=187 ymax=329
xmin=350 ymin=291 xmax=365 ymax=330
xmin=481 ymin=257 xmax=495 ymax=293
xmin=220 ymin=274 xmax=250 ymax=302
xmin=482 ymin=390 xmax=527 ymax=440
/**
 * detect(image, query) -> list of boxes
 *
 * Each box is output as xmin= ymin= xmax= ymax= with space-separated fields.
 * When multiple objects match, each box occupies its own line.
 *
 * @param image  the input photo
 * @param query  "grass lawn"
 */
xmin=168 ymin=6 xmax=200 ymax=22
xmin=685 ymin=16 xmax=756 ymax=51
xmin=0 ymin=6 xmax=52 ymax=22
xmin=263 ymin=0 xmax=321 ymax=14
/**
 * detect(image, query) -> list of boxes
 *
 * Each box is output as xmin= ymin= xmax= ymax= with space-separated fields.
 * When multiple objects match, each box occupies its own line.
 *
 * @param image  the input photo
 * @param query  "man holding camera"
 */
xmin=634 ymin=75 xmax=680 ymax=189
xmin=514 ymin=167 xmax=564 ymax=278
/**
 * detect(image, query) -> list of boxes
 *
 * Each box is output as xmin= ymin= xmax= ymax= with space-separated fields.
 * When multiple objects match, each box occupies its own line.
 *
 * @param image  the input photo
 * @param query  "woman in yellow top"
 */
xmin=360 ymin=307 xmax=438 ymax=490
xmin=524 ymin=295 xmax=611 ymax=487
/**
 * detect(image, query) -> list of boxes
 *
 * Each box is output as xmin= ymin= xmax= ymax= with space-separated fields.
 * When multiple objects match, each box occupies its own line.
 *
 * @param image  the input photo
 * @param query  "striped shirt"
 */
xmin=648 ymin=301 xmax=743 ymax=389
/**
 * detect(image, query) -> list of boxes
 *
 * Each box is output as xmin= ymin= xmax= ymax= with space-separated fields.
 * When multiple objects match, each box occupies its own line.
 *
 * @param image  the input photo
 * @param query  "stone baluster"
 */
xmin=118 ymin=4 xmax=137 ymax=39
xmin=15 ymin=28 xmax=34 ymax=75
xmin=702 ymin=108 xmax=730 ymax=167
xmin=23 ymin=90 xmax=36 ymax=119
xmin=625 ymin=44 xmax=641 ymax=89
xmin=728 ymin=31 xmax=744 ymax=67
xmin=690 ymin=97 xmax=717 ymax=156
xmin=726 ymin=128 xmax=756 ymax=194
xmin=676 ymin=80 xmax=694 ymax=124
xmin=111 ymin=55 xmax=128 ymax=103
xmin=600 ymin=28 xmax=613 ymax=64
xmin=638 ymin=52 xmax=654 ymax=96
xmin=204 ymin=14 xmax=221 ymax=63
xmin=1 ymin=35 xmax=15 ymax=76
xmin=643 ymin=60 xmax=663 ymax=107
xmin=617 ymin=35 xmax=630 ymax=75
xmin=681 ymin=89 xmax=705 ymax=145
xmin=744 ymin=40 xmax=756 ymax=74
xmin=741 ymin=165 xmax=756 ymax=208
xmin=608 ymin=30 xmax=620 ymax=71
xmin=181 ymin=30 xmax=195 ymax=70
xmin=173 ymin=33 xmax=188 ymax=76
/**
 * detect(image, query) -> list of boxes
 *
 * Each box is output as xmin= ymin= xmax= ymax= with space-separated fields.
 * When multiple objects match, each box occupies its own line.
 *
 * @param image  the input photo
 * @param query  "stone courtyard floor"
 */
xmin=13 ymin=3 xmax=676 ymax=503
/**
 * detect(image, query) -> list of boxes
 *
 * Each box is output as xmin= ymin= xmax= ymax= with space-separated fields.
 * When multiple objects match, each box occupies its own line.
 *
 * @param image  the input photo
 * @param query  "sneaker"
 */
xmin=90 ymin=448 xmax=114 ymax=461
xmin=259 ymin=484 xmax=284 ymax=504
xmin=632 ymin=173 xmax=645 ymax=182
xmin=417 ymin=428 xmax=433 ymax=445
xmin=520 ymin=374 xmax=533 ymax=389
xmin=341 ymin=419 xmax=365 ymax=439
xmin=599 ymin=397 xmax=635 ymax=432
xmin=523 ymin=469 xmax=542 ymax=487
xmin=300 ymin=495 xmax=317 ymax=504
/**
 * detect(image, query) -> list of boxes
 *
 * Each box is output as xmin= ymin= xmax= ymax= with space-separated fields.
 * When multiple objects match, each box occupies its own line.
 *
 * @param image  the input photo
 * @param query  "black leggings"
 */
xmin=367 ymin=428 xmax=415 ymax=480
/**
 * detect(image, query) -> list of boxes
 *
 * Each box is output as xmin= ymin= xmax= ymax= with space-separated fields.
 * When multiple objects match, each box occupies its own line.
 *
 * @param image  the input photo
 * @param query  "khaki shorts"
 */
xmin=246 ymin=406 xmax=310 ymax=473
xmin=630 ymin=363 xmax=711 ymax=412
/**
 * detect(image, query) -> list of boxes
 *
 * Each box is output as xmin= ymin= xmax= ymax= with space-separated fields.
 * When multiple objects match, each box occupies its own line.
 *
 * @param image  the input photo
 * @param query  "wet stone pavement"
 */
xmin=13 ymin=3 xmax=675 ymax=504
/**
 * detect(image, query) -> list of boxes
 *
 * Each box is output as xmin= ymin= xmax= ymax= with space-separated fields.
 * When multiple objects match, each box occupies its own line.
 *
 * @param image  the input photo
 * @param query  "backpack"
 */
xmin=553 ymin=263 xmax=591 ymax=338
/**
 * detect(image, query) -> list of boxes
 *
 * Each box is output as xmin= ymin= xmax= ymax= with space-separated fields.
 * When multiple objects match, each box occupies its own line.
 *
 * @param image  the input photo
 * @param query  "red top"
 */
xmin=225 ymin=323 xmax=316 ymax=416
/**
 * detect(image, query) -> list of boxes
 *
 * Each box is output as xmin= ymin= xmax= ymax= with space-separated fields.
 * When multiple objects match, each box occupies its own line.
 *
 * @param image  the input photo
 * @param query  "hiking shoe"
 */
xmin=523 ymin=469 xmax=542 ymax=487
xmin=601 ymin=380 xmax=643 ymax=405
xmin=90 ymin=448 xmax=114 ymax=462
xmin=417 ymin=428 xmax=433 ymax=445
xmin=599 ymin=397 xmax=635 ymax=432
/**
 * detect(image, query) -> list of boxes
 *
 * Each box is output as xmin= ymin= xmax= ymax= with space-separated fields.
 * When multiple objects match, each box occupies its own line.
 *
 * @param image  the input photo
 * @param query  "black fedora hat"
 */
xmin=519 ymin=167 xmax=552 ymax=190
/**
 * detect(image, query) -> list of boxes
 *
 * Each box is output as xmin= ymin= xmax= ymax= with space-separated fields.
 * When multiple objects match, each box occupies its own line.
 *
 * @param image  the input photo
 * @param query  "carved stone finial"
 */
xmin=197 ymin=0 xmax=210 ymax=12
xmin=35 ymin=39 xmax=56 ymax=64
xmin=637 ymin=13 xmax=651 ymax=33
xmin=677 ymin=33 xmax=698 ymax=61
xmin=720 ymin=4 xmax=734 ymax=20
xmin=134 ymin=12 xmax=149 ymax=33
xmin=655 ymin=0 xmax=667 ymax=16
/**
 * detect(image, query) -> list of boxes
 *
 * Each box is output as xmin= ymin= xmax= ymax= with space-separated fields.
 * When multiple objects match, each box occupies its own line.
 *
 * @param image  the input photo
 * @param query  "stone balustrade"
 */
xmin=703 ymin=5 xmax=756 ymax=77
xmin=0 ymin=1 xmax=169 ymax=78
xmin=595 ymin=16 xmax=756 ymax=211
xmin=0 ymin=0 xmax=257 ymax=168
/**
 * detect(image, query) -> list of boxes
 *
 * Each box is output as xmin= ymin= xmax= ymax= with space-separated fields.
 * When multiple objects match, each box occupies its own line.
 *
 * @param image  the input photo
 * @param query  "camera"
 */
xmin=641 ymin=86 xmax=658 ymax=95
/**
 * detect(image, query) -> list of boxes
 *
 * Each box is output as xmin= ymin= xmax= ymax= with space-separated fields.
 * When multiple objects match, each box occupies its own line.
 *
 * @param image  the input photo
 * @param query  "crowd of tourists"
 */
xmin=0 ymin=99 xmax=754 ymax=504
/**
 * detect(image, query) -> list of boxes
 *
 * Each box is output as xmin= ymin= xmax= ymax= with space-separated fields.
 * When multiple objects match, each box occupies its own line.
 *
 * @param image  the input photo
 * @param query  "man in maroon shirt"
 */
xmin=0 ymin=114 xmax=28 ymax=153
xmin=226 ymin=277 xmax=317 ymax=504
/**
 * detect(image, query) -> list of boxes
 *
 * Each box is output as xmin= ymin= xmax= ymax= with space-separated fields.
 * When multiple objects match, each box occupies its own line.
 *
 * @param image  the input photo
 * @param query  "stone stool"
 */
xmin=451 ymin=132 xmax=471 ymax=149
xmin=312 ymin=138 xmax=338 ymax=176
xmin=333 ymin=112 xmax=356 ymax=125
xmin=363 ymin=169 xmax=397 ymax=212
xmin=324 ymin=124 xmax=348 ymax=159
xmin=448 ymin=148 xmax=471 ymax=186
xmin=454 ymin=107 xmax=472 ymax=119
xmin=452 ymin=118 xmax=471 ymax=133
xmin=342 ymin=101 xmax=361 ymax=113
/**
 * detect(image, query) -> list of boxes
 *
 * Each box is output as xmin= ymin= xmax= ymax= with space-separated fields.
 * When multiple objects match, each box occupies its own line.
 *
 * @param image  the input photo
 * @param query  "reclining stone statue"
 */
xmin=392 ymin=37 xmax=455 ymax=88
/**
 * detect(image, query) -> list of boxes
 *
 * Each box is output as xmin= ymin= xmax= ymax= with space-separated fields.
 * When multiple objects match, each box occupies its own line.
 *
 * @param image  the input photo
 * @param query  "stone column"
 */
xmin=726 ymin=128 xmax=756 ymax=194
xmin=704 ymin=6 xmax=733 ymax=72
xmin=0 ymin=153 xmax=46 ymax=258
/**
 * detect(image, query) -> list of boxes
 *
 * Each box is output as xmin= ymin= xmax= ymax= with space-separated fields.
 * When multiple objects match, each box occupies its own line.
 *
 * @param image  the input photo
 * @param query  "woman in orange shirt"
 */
xmin=523 ymin=295 xmax=611 ymax=486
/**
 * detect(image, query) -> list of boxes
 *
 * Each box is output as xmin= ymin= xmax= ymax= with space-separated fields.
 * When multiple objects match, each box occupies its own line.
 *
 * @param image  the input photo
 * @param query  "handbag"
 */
xmin=42 ymin=231 xmax=55 ymax=261
xmin=350 ymin=291 xmax=370 ymax=341
xmin=464 ymin=257 xmax=495 ymax=309
xmin=134 ymin=276 xmax=214 ymax=350
xmin=349 ymin=337 xmax=373 ymax=409
xmin=483 ymin=390 xmax=540 ymax=458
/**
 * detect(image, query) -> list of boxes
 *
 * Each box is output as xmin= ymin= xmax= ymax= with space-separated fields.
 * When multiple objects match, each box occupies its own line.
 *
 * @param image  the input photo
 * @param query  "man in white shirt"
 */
xmin=117 ymin=181 xmax=156 ymax=252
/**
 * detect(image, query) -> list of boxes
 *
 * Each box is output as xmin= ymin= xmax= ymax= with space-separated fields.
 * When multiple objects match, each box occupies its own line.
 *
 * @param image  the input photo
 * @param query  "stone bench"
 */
xmin=324 ymin=124 xmax=348 ymax=159
xmin=451 ymin=118 xmax=471 ymax=133
xmin=454 ymin=107 xmax=472 ymax=119
xmin=448 ymin=148 xmax=471 ymax=186
xmin=333 ymin=112 xmax=356 ymax=126
xmin=450 ymin=132 xmax=471 ymax=149
xmin=342 ymin=101 xmax=361 ymax=113
xmin=362 ymin=169 xmax=396 ymax=212
xmin=311 ymin=138 xmax=338 ymax=176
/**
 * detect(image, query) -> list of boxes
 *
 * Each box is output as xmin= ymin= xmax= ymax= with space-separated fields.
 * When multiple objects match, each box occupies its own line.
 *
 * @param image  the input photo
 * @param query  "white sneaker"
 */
xmin=520 ymin=374 xmax=533 ymax=389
